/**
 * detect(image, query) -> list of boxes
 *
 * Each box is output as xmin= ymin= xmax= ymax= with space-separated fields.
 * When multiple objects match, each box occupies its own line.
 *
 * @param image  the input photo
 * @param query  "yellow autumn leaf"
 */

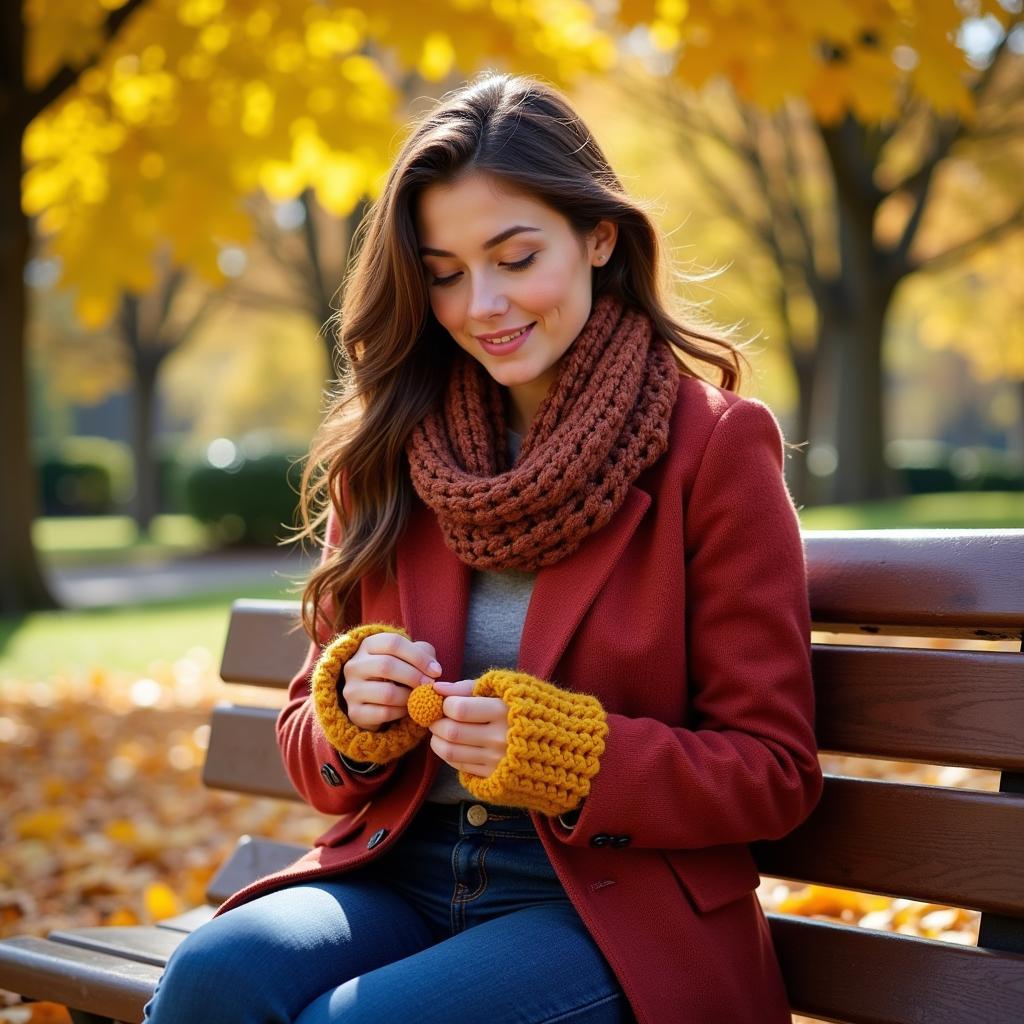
xmin=105 ymin=819 xmax=139 ymax=845
xmin=104 ymin=907 xmax=140 ymax=926
xmin=14 ymin=809 xmax=68 ymax=841
xmin=145 ymin=881 xmax=183 ymax=921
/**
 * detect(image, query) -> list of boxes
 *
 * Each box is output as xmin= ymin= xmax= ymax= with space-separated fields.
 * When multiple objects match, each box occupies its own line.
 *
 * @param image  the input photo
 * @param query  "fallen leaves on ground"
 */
xmin=0 ymin=634 xmax=1005 ymax=1022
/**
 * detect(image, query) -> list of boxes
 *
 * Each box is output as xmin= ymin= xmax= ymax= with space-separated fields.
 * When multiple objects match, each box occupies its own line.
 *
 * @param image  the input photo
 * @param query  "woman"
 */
xmin=144 ymin=72 xmax=822 ymax=1024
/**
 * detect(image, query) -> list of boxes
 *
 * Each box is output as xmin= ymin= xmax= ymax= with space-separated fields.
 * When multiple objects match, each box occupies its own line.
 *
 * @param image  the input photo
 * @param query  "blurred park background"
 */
xmin=1 ymin=2 xmax=1022 ymax=1020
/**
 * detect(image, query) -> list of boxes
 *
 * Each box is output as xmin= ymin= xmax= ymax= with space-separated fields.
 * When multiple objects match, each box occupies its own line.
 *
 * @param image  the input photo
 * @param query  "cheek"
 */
xmin=520 ymin=265 xmax=587 ymax=315
xmin=429 ymin=290 xmax=461 ymax=331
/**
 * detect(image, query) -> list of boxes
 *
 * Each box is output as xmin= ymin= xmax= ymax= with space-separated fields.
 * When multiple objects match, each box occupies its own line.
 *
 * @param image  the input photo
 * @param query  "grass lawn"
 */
xmin=0 ymin=581 xmax=291 ymax=681
xmin=35 ymin=514 xmax=214 ymax=568
xmin=3 ymin=492 xmax=1019 ymax=682
xmin=798 ymin=490 xmax=1023 ymax=530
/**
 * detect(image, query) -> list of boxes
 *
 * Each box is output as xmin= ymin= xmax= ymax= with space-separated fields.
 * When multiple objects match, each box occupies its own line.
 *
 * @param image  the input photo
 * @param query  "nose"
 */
xmin=467 ymin=273 xmax=508 ymax=322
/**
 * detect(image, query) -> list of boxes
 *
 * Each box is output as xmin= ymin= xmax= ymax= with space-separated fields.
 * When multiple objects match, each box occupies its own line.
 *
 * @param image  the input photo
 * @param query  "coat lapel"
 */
xmin=519 ymin=486 xmax=651 ymax=681
xmin=396 ymin=496 xmax=471 ymax=679
xmin=398 ymin=486 xmax=652 ymax=684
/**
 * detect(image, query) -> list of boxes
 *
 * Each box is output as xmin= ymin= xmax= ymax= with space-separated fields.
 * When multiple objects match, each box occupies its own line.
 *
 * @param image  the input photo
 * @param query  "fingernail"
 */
xmin=419 ymin=675 xmax=434 ymax=686
xmin=428 ymin=661 xmax=442 ymax=675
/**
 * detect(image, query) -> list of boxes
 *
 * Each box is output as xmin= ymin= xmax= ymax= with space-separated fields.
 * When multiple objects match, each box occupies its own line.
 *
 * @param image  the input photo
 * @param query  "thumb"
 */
xmin=432 ymin=678 xmax=475 ymax=697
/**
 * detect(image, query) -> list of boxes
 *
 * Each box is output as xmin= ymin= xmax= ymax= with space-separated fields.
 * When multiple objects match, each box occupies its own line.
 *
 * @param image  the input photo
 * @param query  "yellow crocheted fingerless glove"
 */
xmin=459 ymin=670 xmax=608 ymax=816
xmin=311 ymin=623 xmax=428 ymax=764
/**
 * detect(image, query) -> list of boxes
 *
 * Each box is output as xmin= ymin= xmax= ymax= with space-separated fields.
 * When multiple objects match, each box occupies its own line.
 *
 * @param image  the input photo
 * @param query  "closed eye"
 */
xmin=431 ymin=271 xmax=461 ymax=287
xmin=503 ymin=252 xmax=538 ymax=272
xmin=429 ymin=252 xmax=538 ymax=288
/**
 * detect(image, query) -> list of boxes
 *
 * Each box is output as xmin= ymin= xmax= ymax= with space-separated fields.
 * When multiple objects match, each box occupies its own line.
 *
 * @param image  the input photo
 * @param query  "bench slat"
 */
xmin=814 ymin=646 xmax=1024 ymax=770
xmin=202 ymin=705 xmax=297 ymax=800
xmin=754 ymin=777 xmax=1024 ymax=916
xmin=768 ymin=913 xmax=1024 ymax=1024
xmin=206 ymin=837 xmax=309 ymax=905
xmin=155 ymin=906 xmax=215 ymax=934
xmin=47 ymin=927 xmax=185 ymax=968
xmin=805 ymin=530 xmax=1024 ymax=640
xmin=219 ymin=599 xmax=308 ymax=687
xmin=0 ymin=936 xmax=159 ymax=1023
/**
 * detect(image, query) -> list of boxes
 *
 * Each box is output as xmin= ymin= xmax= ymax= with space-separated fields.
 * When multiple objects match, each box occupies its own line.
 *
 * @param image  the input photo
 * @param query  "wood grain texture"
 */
xmin=813 ymin=645 xmax=1024 ymax=769
xmin=201 ymin=705 xmax=295 ymax=799
xmin=769 ymin=913 xmax=1024 ymax=1024
xmin=804 ymin=530 xmax=1024 ymax=640
xmin=0 ymin=936 xmax=160 ymax=1023
xmin=754 ymin=776 xmax=1024 ymax=916
xmin=218 ymin=599 xmax=307 ymax=687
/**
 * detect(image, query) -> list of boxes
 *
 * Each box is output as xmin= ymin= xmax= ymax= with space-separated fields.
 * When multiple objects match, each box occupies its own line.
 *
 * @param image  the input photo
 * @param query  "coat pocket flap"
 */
xmin=664 ymin=843 xmax=761 ymax=913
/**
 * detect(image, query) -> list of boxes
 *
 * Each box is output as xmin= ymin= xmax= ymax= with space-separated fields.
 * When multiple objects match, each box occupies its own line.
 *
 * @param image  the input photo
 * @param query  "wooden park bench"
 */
xmin=1 ymin=529 xmax=1022 ymax=1023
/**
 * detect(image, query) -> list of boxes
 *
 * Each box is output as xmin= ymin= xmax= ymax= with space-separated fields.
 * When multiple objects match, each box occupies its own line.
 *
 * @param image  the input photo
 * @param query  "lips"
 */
xmin=477 ymin=322 xmax=535 ymax=357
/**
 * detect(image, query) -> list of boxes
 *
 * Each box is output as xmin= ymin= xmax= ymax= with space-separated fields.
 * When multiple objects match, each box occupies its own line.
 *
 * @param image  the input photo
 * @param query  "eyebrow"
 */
xmin=418 ymin=225 xmax=541 ymax=258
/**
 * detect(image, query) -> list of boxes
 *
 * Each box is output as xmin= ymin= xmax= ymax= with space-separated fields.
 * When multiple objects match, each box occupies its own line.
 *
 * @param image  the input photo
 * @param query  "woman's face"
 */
xmin=415 ymin=171 xmax=616 ymax=432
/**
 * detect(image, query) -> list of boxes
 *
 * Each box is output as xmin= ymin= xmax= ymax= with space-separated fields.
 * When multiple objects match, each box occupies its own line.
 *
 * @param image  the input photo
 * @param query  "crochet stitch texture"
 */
xmin=312 ymin=623 xmax=428 ymax=764
xmin=405 ymin=293 xmax=680 ymax=571
xmin=459 ymin=669 xmax=608 ymax=816
xmin=407 ymin=683 xmax=445 ymax=727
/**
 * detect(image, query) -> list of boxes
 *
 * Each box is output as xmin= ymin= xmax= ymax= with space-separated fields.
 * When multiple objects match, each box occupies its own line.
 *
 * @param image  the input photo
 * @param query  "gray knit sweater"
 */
xmin=426 ymin=429 xmax=535 ymax=804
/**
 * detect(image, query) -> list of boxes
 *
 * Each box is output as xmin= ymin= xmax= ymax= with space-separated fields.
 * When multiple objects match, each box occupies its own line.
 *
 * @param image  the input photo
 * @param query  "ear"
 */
xmin=588 ymin=220 xmax=618 ymax=266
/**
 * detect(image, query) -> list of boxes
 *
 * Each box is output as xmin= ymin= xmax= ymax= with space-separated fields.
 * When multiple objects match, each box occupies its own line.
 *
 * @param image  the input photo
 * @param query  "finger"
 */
xmin=428 ymin=717 xmax=491 ymax=745
xmin=345 ymin=680 xmax=411 ymax=708
xmin=362 ymin=633 xmax=442 ymax=679
xmin=440 ymin=694 xmax=508 ymax=724
xmin=429 ymin=734 xmax=493 ymax=774
xmin=361 ymin=653 xmax=435 ymax=691
xmin=432 ymin=678 xmax=475 ymax=698
xmin=411 ymin=640 xmax=440 ymax=674
xmin=350 ymin=703 xmax=409 ymax=728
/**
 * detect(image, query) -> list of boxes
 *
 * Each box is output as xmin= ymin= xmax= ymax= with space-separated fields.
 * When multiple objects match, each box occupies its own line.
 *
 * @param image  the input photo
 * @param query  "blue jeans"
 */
xmin=143 ymin=800 xmax=628 ymax=1023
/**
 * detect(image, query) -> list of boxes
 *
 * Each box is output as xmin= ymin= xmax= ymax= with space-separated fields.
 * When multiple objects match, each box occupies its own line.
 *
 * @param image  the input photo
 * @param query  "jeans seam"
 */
xmin=537 ymin=990 xmax=622 ymax=1023
xmin=460 ymin=836 xmax=492 ymax=903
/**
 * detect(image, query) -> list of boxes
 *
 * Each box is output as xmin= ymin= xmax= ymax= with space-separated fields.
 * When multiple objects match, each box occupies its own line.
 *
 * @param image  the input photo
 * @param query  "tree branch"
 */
xmin=300 ymin=188 xmax=331 ymax=323
xmin=888 ymin=18 xmax=1021 ymax=274
xmin=911 ymin=204 xmax=1024 ymax=275
xmin=23 ymin=0 xmax=149 ymax=125
xmin=777 ymin=104 xmax=823 ymax=297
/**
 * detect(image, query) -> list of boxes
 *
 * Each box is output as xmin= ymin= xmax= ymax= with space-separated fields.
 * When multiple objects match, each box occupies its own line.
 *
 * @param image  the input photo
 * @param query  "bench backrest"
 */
xmin=207 ymin=529 xmax=1024 ymax=1024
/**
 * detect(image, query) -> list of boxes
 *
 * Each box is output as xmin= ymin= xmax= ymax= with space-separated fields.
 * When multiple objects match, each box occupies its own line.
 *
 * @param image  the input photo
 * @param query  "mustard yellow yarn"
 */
xmin=407 ymin=683 xmax=445 ymax=727
xmin=459 ymin=670 xmax=608 ymax=816
xmin=311 ymin=623 xmax=428 ymax=764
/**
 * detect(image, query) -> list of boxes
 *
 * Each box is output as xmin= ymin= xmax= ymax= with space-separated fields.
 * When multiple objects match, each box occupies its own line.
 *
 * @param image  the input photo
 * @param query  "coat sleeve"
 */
xmin=276 ymin=503 xmax=403 ymax=815
xmin=555 ymin=397 xmax=823 ymax=850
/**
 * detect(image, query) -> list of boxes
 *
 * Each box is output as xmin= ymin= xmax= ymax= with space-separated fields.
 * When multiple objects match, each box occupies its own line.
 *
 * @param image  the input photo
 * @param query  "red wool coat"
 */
xmin=216 ymin=374 xmax=824 ymax=1024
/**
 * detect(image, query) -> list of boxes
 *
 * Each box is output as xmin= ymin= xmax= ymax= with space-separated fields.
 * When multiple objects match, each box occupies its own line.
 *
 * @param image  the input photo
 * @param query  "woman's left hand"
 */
xmin=428 ymin=679 xmax=509 ymax=778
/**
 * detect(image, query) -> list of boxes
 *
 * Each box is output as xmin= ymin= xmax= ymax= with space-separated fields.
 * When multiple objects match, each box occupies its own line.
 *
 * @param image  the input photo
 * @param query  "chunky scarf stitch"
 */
xmin=406 ymin=293 xmax=680 ymax=570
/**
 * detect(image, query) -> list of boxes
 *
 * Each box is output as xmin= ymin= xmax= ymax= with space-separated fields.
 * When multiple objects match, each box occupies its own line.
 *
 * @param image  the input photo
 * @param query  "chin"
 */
xmin=486 ymin=364 xmax=547 ymax=388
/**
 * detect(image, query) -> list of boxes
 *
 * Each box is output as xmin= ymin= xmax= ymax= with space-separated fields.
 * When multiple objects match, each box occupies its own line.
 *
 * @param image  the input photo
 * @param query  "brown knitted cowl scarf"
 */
xmin=405 ymin=293 xmax=681 ymax=571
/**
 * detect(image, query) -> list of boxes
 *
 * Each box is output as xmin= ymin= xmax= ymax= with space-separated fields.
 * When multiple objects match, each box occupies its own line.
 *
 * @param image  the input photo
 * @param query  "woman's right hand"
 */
xmin=342 ymin=632 xmax=442 ymax=730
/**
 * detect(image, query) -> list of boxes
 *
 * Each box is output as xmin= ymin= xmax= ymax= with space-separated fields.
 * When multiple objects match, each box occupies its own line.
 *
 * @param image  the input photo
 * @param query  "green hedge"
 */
xmin=35 ymin=437 xmax=133 ymax=516
xmin=182 ymin=453 xmax=303 ymax=545
xmin=887 ymin=440 xmax=1023 ymax=495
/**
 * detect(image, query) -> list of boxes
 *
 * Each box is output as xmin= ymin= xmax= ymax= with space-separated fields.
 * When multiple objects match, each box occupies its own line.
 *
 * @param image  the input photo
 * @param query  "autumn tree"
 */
xmin=2 ymin=0 xmax=610 ymax=613
xmin=612 ymin=0 xmax=1023 ymax=503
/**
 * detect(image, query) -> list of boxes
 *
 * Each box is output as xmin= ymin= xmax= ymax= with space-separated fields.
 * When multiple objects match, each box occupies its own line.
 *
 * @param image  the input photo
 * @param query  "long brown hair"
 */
xmin=298 ymin=72 xmax=751 ymax=639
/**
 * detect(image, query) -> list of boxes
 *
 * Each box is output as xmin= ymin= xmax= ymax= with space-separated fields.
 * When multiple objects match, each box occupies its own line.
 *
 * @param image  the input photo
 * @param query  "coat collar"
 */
xmin=397 ymin=487 xmax=651 ymax=682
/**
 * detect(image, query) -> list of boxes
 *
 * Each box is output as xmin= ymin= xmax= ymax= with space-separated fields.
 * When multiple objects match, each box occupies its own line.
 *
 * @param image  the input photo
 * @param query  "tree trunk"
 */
xmin=0 ymin=10 xmax=57 ymax=612
xmin=788 ymin=350 xmax=816 ymax=508
xmin=131 ymin=357 xmax=161 ymax=532
xmin=121 ymin=293 xmax=164 ymax=532
xmin=817 ymin=116 xmax=901 ymax=505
